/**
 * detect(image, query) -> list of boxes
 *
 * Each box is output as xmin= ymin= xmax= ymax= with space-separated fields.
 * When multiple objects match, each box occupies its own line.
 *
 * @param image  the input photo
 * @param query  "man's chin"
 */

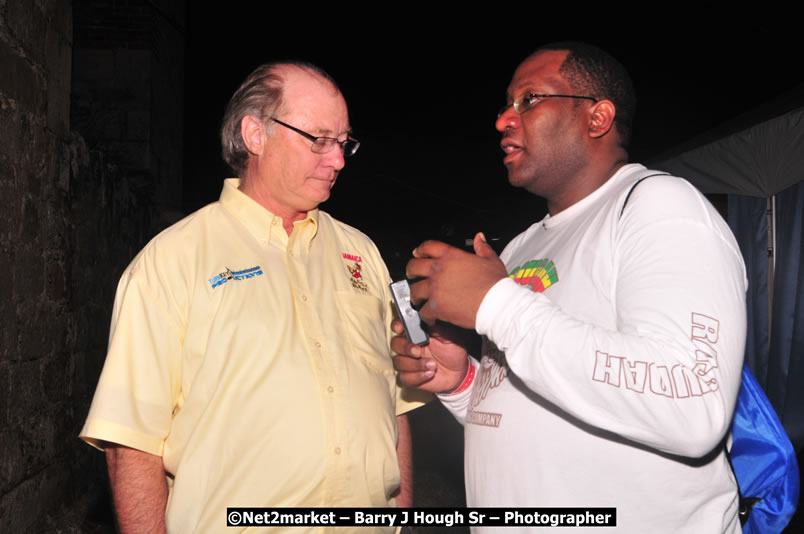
xmin=506 ymin=164 xmax=541 ymax=191
xmin=317 ymin=186 xmax=333 ymax=201
xmin=305 ymin=188 xmax=332 ymax=208
xmin=506 ymin=170 xmax=528 ymax=189
xmin=313 ymin=179 xmax=335 ymax=195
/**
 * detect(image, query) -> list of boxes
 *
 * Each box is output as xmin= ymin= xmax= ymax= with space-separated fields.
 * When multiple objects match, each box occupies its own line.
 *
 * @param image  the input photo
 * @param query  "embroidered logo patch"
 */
xmin=342 ymin=252 xmax=368 ymax=293
xmin=508 ymin=259 xmax=558 ymax=293
xmin=208 ymin=266 xmax=263 ymax=289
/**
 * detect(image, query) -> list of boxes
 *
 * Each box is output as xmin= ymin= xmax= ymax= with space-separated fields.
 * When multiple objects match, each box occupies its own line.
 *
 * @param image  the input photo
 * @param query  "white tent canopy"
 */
xmin=654 ymin=106 xmax=804 ymax=197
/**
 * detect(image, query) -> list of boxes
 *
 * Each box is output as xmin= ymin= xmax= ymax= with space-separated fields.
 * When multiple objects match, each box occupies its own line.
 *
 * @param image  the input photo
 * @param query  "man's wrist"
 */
xmin=475 ymin=277 xmax=514 ymax=334
xmin=442 ymin=360 xmax=475 ymax=395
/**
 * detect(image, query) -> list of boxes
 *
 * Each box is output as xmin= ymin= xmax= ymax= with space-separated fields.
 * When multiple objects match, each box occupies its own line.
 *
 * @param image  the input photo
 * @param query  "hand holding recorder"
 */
xmin=390 ymin=232 xmax=506 ymax=393
xmin=390 ymin=319 xmax=470 ymax=393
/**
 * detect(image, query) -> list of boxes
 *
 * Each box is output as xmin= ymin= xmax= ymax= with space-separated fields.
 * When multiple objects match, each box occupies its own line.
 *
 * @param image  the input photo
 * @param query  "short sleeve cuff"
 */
xmin=80 ymin=420 xmax=165 ymax=456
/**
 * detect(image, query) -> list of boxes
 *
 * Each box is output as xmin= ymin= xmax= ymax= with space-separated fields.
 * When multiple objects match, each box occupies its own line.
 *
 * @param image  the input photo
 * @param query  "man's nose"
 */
xmin=495 ymin=106 xmax=520 ymax=132
xmin=324 ymin=144 xmax=346 ymax=171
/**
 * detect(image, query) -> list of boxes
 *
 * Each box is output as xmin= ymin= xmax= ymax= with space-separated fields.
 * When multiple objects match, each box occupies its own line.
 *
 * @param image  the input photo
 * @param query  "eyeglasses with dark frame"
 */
xmin=270 ymin=117 xmax=360 ymax=157
xmin=498 ymin=92 xmax=598 ymax=118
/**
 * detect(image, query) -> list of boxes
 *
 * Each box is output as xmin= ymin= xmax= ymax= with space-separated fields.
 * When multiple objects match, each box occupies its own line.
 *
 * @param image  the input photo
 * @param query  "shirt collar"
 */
xmin=219 ymin=178 xmax=319 ymax=246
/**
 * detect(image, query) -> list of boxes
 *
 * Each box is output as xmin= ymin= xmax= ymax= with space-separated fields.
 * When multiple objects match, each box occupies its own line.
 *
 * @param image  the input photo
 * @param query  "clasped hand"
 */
xmin=406 ymin=232 xmax=508 ymax=329
xmin=391 ymin=233 xmax=507 ymax=393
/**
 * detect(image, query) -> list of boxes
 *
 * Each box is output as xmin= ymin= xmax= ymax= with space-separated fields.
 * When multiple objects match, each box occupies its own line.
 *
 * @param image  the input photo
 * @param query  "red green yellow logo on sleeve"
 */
xmin=508 ymin=259 xmax=558 ymax=293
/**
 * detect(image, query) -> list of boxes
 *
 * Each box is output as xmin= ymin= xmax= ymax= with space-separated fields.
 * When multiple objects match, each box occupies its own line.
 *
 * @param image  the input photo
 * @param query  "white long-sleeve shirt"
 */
xmin=441 ymin=164 xmax=747 ymax=533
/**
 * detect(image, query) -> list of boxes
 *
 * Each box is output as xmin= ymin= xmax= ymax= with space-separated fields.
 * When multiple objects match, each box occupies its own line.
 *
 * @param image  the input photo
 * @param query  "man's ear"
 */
xmin=241 ymin=115 xmax=266 ymax=156
xmin=587 ymin=100 xmax=616 ymax=139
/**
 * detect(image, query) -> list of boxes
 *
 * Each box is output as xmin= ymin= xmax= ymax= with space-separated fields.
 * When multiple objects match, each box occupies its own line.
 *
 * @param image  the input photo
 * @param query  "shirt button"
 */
xmin=334 ymin=447 xmax=341 ymax=455
xmin=327 ymin=386 xmax=334 ymax=393
xmin=301 ymin=295 xmax=308 ymax=302
xmin=314 ymin=341 xmax=322 ymax=349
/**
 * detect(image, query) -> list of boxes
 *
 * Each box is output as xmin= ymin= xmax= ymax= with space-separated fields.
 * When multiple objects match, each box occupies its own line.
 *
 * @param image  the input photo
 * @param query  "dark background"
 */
xmin=4 ymin=3 xmax=803 ymax=531
xmin=182 ymin=17 xmax=803 ymax=279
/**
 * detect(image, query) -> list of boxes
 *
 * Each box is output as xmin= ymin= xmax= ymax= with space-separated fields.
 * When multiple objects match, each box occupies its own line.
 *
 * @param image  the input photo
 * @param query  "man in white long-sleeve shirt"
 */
xmin=391 ymin=42 xmax=746 ymax=533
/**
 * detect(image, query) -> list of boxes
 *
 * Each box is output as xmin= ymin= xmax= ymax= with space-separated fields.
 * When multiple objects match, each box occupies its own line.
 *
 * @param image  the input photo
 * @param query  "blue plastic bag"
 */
xmin=730 ymin=364 xmax=799 ymax=533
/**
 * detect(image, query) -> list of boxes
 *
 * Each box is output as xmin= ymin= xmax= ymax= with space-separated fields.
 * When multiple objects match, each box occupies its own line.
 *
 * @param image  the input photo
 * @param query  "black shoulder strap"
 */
xmin=618 ymin=173 xmax=670 ymax=219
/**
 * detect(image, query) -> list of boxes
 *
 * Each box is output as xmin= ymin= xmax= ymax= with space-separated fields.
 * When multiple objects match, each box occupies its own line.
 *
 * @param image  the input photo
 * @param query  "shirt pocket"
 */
xmin=335 ymin=291 xmax=394 ymax=375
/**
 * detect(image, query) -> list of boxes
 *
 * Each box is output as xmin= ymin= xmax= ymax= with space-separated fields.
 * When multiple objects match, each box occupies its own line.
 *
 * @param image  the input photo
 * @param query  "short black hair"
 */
xmin=535 ymin=42 xmax=636 ymax=147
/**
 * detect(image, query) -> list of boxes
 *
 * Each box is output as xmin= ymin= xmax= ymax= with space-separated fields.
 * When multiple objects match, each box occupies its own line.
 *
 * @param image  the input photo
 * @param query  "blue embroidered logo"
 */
xmin=209 ymin=266 xmax=263 ymax=289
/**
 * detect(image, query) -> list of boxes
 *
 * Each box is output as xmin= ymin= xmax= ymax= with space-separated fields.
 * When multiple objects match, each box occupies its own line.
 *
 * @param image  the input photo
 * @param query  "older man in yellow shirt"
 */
xmin=81 ymin=61 xmax=425 ymax=534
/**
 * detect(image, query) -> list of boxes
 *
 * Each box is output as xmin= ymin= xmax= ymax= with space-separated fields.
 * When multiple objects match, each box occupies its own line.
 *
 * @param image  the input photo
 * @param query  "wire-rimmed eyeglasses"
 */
xmin=271 ymin=118 xmax=360 ymax=157
xmin=498 ymin=92 xmax=598 ymax=118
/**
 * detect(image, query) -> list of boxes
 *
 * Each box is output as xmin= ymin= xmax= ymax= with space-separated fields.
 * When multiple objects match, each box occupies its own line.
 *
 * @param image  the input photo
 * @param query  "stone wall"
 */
xmin=0 ymin=1 xmax=182 ymax=531
xmin=72 ymin=0 xmax=185 ymax=221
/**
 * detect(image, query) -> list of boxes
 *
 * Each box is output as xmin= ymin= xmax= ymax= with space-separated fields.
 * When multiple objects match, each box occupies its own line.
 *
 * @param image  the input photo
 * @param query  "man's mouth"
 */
xmin=501 ymin=140 xmax=523 ymax=164
xmin=310 ymin=172 xmax=338 ymax=187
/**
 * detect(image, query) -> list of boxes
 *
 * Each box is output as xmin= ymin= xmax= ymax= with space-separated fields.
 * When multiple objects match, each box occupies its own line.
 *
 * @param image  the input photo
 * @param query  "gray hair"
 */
xmin=220 ymin=61 xmax=338 ymax=176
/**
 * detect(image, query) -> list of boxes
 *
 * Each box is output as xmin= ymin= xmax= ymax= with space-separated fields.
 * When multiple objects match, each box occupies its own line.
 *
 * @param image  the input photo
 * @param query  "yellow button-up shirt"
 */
xmin=81 ymin=179 xmax=426 ymax=533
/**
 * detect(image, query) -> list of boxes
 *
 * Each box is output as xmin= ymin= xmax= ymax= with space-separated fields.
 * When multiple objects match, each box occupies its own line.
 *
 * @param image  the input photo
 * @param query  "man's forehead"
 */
xmin=282 ymin=66 xmax=342 ymax=102
xmin=281 ymin=67 xmax=349 ymax=134
xmin=507 ymin=49 xmax=569 ymax=96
